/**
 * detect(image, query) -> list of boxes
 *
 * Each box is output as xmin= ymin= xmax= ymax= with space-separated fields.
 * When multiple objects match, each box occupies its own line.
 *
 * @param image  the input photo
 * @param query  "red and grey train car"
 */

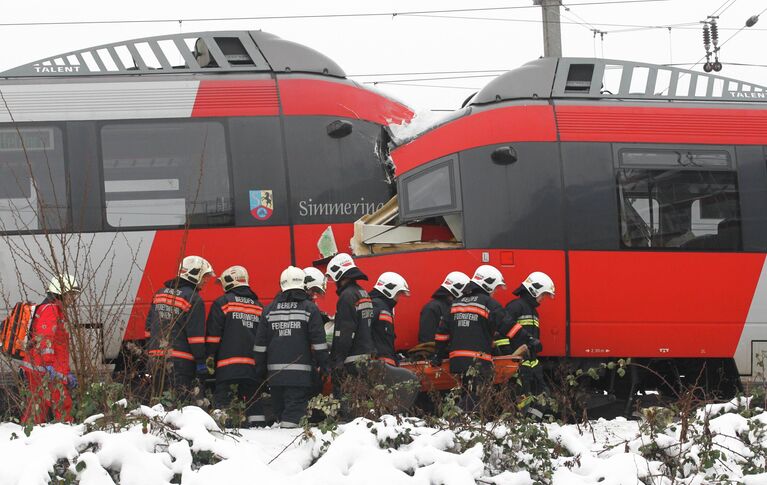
xmin=351 ymin=57 xmax=767 ymax=395
xmin=0 ymin=31 xmax=411 ymax=364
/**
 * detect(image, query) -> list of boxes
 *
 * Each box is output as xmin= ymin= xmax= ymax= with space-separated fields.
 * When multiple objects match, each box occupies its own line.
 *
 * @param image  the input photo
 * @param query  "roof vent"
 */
xmin=216 ymin=37 xmax=254 ymax=65
xmin=565 ymin=64 xmax=594 ymax=93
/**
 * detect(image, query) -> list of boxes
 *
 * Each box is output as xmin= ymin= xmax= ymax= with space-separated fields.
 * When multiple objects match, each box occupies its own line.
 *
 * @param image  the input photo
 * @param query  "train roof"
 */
xmin=0 ymin=30 xmax=346 ymax=78
xmin=470 ymin=57 xmax=767 ymax=105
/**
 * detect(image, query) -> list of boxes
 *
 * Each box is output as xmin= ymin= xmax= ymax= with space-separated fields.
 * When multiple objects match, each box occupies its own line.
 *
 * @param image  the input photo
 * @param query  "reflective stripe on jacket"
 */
xmin=370 ymin=289 xmax=398 ymax=366
xmin=145 ymin=279 xmax=206 ymax=370
xmin=255 ymin=289 xmax=330 ymax=386
xmin=206 ymin=286 xmax=263 ymax=381
xmin=435 ymin=282 xmax=511 ymax=374
xmin=331 ymin=282 xmax=374 ymax=367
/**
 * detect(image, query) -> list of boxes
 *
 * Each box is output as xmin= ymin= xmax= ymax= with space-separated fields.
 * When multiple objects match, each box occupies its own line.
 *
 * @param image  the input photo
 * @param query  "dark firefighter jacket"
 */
xmin=370 ymin=289 xmax=398 ymax=366
xmin=331 ymin=279 xmax=374 ymax=368
xmin=145 ymin=279 xmax=206 ymax=374
xmin=417 ymin=287 xmax=452 ymax=344
xmin=435 ymin=282 xmax=511 ymax=374
xmin=499 ymin=285 xmax=543 ymax=369
xmin=205 ymin=286 xmax=263 ymax=381
xmin=254 ymin=289 xmax=329 ymax=387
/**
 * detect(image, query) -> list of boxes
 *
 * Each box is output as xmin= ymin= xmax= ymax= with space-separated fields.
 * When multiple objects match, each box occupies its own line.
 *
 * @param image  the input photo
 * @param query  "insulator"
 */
xmin=710 ymin=20 xmax=719 ymax=46
xmin=702 ymin=23 xmax=711 ymax=51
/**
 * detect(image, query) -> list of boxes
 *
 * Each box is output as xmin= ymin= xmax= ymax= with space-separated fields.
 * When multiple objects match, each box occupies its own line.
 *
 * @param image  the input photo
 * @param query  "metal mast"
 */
xmin=534 ymin=0 xmax=563 ymax=57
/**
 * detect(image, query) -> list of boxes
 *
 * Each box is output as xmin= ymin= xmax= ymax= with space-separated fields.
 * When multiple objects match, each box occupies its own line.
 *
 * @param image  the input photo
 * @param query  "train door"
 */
xmin=282 ymin=105 xmax=395 ymax=314
xmin=225 ymin=117 xmax=292 ymax=302
xmin=732 ymin=145 xmax=767 ymax=378
xmin=564 ymin=142 xmax=763 ymax=374
xmin=456 ymin=141 xmax=567 ymax=356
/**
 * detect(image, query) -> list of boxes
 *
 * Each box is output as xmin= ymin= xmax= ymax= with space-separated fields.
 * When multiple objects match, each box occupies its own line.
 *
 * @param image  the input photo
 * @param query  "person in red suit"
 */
xmin=22 ymin=274 xmax=80 ymax=424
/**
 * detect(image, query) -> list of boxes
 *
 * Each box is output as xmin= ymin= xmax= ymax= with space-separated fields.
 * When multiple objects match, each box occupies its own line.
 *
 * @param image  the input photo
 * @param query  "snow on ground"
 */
xmin=0 ymin=399 xmax=766 ymax=485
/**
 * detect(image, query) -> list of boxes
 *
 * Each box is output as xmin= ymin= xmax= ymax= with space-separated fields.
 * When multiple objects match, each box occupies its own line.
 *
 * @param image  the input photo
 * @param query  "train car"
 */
xmin=348 ymin=57 xmax=767 ymax=398
xmin=0 ymin=31 xmax=412 ymax=367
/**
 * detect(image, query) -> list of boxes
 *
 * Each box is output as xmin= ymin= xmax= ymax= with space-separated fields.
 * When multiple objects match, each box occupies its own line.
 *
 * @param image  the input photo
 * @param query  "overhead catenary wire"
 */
xmin=681 ymin=6 xmax=767 ymax=72
xmin=364 ymin=73 xmax=503 ymax=83
xmin=0 ymin=0 xmax=671 ymax=28
xmin=663 ymin=61 xmax=767 ymax=68
xmin=367 ymin=82 xmax=481 ymax=90
xmin=348 ymin=69 xmax=508 ymax=77
xmin=402 ymin=13 xmax=766 ymax=33
xmin=717 ymin=0 xmax=739 ymax=17
xmin=711 ymin=0 xmax=738 ymax=17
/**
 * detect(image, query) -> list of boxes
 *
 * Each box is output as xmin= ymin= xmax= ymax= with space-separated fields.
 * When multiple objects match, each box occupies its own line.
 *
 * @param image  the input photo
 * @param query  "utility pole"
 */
xmin=534 ymin=0 xmax=563 ymax=57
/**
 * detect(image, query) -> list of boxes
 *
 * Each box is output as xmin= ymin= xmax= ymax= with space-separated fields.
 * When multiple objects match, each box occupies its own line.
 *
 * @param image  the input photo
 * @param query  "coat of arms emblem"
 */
xmin=249 ymin=190 xmax=273 ymax=220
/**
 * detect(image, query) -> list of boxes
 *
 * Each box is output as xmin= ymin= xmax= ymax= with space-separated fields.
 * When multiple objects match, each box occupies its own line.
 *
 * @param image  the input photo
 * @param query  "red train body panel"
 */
xmin=2 ymin=33 xmax=766 ymax=386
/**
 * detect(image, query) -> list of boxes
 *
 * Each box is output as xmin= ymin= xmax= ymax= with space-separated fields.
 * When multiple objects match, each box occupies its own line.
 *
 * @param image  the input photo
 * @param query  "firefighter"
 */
xmin=22 ymin=274 xmax=80 ymax=424
xmin=325 ymin=253 xmax=374 ymax=400
xmin=418 ymin=271 xmax=470 ymax=344
xmin=206 ymin=265 xmax=265 ymax=427
xmin=304 ymin=266 xmax=332 ymax=328
xmin=145 ymin=255 xmax=214 ymax=401
xmin=499 ymin=272 xmax=555 ymax=397
xmin=303 ymin=267 xmax=327 ymax=302
xmin=432 ymin=265 xmax=510 ymax=410
xmin=254 ymin=266 xmax=330 ymax=428
xmin=370 ymin=272 xmax=410 ymax=366
xmin=304 ymin=266 xmax=332 ymax=400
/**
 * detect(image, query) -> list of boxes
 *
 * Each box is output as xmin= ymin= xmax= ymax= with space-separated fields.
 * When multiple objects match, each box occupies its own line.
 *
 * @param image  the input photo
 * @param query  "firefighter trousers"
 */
xmin=270 ymin=385 xmax=309 ymax=427
xmin=214 ymin=378 xmax=265 ymax=427
xmin=458 ymin=363 xmax=493 ymax=413
xmin=151 ymin=357 xmax=195 ymax=403
xmin=21 ymin=368 xmax=72 ymax=424
xmin=519 ymin=364 xmax=547 ymax=397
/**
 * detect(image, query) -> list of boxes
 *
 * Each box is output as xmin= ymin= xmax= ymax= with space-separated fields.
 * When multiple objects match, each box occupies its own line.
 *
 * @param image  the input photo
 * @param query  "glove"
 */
xmin=66 ymin=373 xmax=78 ymax=389
xmin=205 ymin=356 xmax=216 ymax=376
xmin=319 ymin=365 xmax=332 ymax=383
xmin=528 ymin=338 xmax=543 ymax=354
xmin=430 ymin=356 xmax=443 ymax=368
xmin=45 ymin=366 xmax=61 ymax=380
xmin=196 ymin=363 xmax=209 ymax=377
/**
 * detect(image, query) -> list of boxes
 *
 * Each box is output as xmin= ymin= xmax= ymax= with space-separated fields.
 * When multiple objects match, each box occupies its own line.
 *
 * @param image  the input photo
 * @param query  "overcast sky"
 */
xmin=2 ymin=0 xmax=765 ymax=111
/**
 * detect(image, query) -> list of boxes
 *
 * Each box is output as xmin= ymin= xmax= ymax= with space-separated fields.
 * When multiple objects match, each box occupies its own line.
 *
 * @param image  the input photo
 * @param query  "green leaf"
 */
xmin=76 ymin=461 xmax=87 ymax=472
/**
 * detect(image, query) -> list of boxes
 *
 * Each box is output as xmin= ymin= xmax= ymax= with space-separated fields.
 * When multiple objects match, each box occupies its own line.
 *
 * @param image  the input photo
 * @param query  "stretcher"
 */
xmin=400 ymin=355 xmax=522 ymax=391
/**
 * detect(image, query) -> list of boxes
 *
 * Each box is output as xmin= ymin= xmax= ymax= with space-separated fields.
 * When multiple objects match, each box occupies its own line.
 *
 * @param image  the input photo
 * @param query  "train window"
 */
xmin=101 ymin=121 xmax=233 ymax=228
xmin=400 ymin=156 xmax=461 ymax=221
xmin=0 ymin=127 xmax=69 ymax=232
xmin=621 ymin=149 xmax=730 ymax=168
xmin=617 ymin=168 xmax=741 ymax=250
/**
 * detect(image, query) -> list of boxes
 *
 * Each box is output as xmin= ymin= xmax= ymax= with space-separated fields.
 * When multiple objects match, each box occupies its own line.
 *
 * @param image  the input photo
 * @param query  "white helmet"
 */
xmin=326 ymin=253 xmax=356 ymax=282
xmin=472 ymin=265 xmax=506 ymax=293
xmin=179 ymin=255 xmax=215 ymax=285
xmin=48 ymin=274 xmax=81 ymax=295
xmin=441 ymin=271 xmax=470 ymax=298
xmin=374 ymin=272 xmax=410 ymax=299
xmin=280 ymin=266 xmax=306 ymax=291
xmin=303 ymin=267 xmax=327 ymax=294
xmin=522 ymin=271 xmax=555 ymax=298
xmin=219 ymin=265 xmax=249 ymax=292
